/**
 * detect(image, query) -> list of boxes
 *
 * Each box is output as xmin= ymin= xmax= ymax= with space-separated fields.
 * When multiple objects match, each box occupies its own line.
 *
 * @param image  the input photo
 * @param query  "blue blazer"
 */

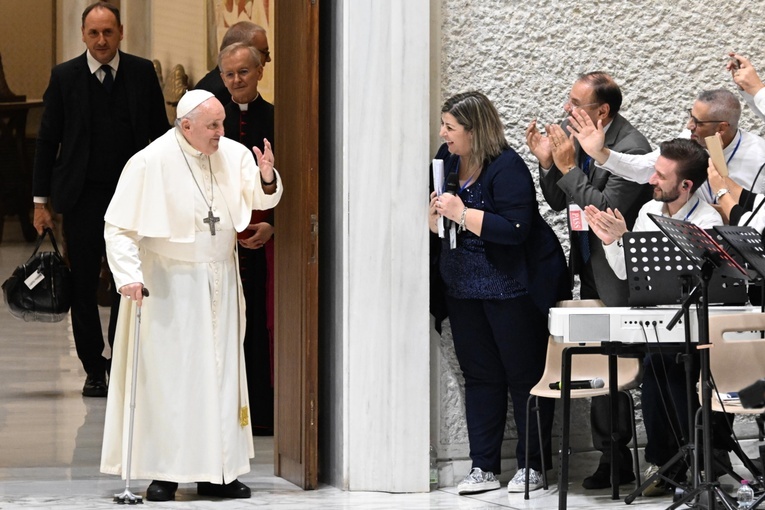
xmin=430 ymin=143 xmax=570 ymax=330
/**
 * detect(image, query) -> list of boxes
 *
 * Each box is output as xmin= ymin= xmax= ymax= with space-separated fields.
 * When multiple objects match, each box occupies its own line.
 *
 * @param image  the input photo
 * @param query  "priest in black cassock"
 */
xmin=219 ymin=41 xmax=275 ymax=436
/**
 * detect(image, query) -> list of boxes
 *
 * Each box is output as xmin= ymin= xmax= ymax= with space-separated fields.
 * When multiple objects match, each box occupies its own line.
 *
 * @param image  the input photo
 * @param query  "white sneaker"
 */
xmin=641 ymin=464 xmax=665 ymax=497
xmin=507 ymin=468 xmax=544 ymax=493
xmin=457 ymin=467 xmax=500 ymax=495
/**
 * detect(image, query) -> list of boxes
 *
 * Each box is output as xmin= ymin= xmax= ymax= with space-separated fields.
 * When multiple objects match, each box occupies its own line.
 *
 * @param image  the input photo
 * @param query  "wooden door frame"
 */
xmin=273 ymin=0 xmax=320 ymax=490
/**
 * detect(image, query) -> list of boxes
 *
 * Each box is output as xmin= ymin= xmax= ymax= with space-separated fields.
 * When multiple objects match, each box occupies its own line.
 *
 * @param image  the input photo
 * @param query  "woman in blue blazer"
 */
xmin=429 ymin=91 xmax=570 ymax=495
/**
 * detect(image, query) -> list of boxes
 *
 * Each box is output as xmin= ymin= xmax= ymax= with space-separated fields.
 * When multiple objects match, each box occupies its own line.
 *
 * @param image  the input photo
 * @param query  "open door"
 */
xmin=273 ymin=0 xmax=320 ymax=490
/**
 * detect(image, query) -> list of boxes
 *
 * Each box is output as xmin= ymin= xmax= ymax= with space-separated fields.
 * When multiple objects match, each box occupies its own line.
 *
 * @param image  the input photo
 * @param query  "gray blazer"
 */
xmin=539 ymin=113 xmax=653 ymax=306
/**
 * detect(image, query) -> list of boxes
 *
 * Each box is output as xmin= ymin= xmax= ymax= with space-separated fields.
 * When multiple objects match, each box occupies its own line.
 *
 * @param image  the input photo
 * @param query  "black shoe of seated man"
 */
xmin=197 ymin=479 xmax=251 ymax=498
xmin=582 ymin=463 xmax=636 ymax=490
xmin=146 ymin=480 xmax=178 ymax=501
xmin=82 ymin=376 xmax=107 ymax=397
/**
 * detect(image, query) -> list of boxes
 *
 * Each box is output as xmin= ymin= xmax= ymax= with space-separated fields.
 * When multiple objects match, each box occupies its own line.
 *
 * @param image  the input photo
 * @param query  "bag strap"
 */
xmin=30 ymin=228 xmax=64 ymax=259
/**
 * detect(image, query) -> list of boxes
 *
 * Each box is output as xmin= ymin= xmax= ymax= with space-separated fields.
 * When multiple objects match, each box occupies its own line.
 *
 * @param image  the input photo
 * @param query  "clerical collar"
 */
xmin=234 ymin=93 xmax=260 ymax=111
xmin=86 ymin=50 xmax=120 ymax=75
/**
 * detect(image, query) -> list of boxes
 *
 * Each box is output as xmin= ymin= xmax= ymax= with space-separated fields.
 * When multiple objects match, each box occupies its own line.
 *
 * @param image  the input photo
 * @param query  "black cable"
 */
xmin=743 ymin=161 xmax=765 ymax=214
xmin=640 ymin=321 xmax=684 ymax=452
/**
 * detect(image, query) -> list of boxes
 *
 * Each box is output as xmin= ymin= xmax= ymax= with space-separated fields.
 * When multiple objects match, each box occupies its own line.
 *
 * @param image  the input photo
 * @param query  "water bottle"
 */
xmin=429 ymin=445 xmax=438 ymax=490
xmin=737 ymin=479 xmax=754 ymax=509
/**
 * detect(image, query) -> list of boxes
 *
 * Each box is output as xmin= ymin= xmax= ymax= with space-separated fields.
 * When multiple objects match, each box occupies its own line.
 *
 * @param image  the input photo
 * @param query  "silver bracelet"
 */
xmin=458 ymin=207 xmax=468 ymax=232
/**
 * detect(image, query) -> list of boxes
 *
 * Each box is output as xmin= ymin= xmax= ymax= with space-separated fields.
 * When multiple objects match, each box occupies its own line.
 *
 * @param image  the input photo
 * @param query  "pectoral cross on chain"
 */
xmin=203 ymin=209 xmax=220 ymax=235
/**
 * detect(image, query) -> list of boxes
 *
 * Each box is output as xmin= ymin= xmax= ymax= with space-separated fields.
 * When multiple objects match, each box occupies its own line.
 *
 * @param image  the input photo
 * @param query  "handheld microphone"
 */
xmin=548 ymin=377 xmax=605 ymax=390
xmin=443 ymin=172 xmax=460 ymax=230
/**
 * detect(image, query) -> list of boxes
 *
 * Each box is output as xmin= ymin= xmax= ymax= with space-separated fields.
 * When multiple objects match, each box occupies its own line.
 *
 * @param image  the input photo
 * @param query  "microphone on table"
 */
xmin=549 ymin=377 xmax=605 ymax=390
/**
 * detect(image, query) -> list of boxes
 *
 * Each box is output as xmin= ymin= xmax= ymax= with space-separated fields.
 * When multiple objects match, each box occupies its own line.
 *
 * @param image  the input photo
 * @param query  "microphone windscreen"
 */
xmin=445 ymin=172 xmax=459 ymax=194
xmin=591 ymin=377 xmax=605 ymax=388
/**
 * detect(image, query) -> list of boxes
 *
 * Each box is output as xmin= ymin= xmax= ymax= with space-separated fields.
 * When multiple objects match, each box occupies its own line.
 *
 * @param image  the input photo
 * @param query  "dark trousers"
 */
xmin=642 ymin=352 xmax=699 ymax=466
xmin=239 ymin=244 xmax=274 ymax=434
xmin=62 ymin=185 xmax=120 ymax=380
xmin=590 ymin=394 xmax=634 ymax=468
xmin=446 ymin=294 xmax=553 ymax=473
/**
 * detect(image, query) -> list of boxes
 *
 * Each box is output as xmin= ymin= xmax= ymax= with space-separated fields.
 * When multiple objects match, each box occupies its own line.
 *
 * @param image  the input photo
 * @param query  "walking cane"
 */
xmin=114 ymin=287 xmax=149 ymax=505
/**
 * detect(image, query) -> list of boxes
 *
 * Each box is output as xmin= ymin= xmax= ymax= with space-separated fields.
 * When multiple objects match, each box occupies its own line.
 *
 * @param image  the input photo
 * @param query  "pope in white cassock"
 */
xmin=100 ymin=89 xmax=283 ymax=502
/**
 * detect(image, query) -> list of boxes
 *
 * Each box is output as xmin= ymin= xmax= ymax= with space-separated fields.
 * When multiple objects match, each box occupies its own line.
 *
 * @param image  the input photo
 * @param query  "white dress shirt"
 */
xmin=599 ymin=128 xmax=765 ymax=200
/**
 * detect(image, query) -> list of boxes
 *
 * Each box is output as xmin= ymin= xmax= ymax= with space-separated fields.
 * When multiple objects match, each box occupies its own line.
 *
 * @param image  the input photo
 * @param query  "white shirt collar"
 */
xmin=86 ymin=50 xmax=120 ymax=75
xmin=234 ymin=93 xmax=260 ymax=111
xmin=664 ymin=195 xmax=700 ymax=220
xmin=723 ymin=129 xmax=742 ymax=155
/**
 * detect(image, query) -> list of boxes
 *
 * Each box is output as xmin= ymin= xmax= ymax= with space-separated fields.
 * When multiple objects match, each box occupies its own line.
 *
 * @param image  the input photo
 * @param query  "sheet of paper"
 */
xmin=433 ymin=159 xmax=445 ymax=237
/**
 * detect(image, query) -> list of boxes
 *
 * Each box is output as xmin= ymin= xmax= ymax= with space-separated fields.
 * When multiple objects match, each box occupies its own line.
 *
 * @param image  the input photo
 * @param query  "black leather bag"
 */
xmin=2 ymin=228 xmax=72 ymax=322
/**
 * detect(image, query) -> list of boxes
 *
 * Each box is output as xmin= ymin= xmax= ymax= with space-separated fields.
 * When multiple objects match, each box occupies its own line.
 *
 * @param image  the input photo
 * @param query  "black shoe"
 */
xmin=582 ymin=463 xmax=636 ymax=490
xmin=146 ymin=480 xmax=178 ymax=501
xmin=82 ymin=376 xmax=107 ymax=397
xmin=197 ymin=479 xmax=251 ymax=499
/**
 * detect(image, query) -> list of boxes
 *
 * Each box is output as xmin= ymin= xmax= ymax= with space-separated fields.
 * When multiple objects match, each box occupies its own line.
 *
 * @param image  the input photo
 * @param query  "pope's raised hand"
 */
xmin=253 ymin=139 xmax=276 ymax=185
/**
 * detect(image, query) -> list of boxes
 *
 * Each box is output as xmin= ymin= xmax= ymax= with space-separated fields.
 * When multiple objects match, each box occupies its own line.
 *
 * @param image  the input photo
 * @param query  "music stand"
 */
xmin=648 ymin=214 xmax=749 ymax=510
xmin=623 ymin=231 xmax=748 ymax=307
xmin=714 ymin=225 xmax=765 ymax=311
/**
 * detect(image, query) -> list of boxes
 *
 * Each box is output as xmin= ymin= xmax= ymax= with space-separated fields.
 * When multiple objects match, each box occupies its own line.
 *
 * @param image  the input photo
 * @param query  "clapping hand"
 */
xmin=547 ymin=124 xmax=576 ymax=173
xmin=584 ymin=205 xmax=627 ymax=246
xmin=567 ymin=108 xmax=608 ymax=165
xmin=525 ymin=119 xmax=553 ymax=169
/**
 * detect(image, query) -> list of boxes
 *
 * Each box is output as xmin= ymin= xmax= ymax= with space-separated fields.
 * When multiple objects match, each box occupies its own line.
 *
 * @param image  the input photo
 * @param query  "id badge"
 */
xmin=568 ymin=203 xmax=589 ymax=231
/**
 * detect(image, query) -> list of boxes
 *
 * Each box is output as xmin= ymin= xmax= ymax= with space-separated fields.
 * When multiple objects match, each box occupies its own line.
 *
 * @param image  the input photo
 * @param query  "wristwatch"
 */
xmin=715 ymin=188 xmax=729 ymax=200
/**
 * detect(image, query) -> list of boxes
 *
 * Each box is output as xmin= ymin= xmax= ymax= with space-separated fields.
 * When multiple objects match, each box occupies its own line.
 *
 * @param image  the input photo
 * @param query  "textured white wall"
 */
xmin=434 ymin=0 xmax=765 ymax=482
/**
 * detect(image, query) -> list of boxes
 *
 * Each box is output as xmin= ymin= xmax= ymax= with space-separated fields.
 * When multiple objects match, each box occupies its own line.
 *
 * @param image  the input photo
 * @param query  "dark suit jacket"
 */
xmin=430 ymin=144 xmax=571 ymax=331
xmin=194 ymin=66 xmax=231 ymax=107
xmin=223 ymin=95 xmax=274 ymax=154
xmin=33 ymin=51 xmax=169 ymax=214
xmin=539 ymin=113 xmax=653 ymax=306
xmin=223 ymin=95 xmax=275 ymax=226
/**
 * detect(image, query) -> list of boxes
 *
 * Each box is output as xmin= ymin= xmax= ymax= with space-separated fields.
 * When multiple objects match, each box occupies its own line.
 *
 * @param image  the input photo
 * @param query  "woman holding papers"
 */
xmin=428 ymin=91 xmax=569 ymax=495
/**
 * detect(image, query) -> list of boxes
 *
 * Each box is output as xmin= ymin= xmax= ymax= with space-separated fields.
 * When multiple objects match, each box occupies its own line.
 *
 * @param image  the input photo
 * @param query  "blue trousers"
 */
xmin=446 ymin=294 xmax=553 ymax=473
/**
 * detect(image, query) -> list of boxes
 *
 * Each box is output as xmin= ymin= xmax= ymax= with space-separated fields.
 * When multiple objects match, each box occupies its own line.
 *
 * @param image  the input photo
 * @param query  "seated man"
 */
xmin=585 ymin=138 xmax=722 ymax=497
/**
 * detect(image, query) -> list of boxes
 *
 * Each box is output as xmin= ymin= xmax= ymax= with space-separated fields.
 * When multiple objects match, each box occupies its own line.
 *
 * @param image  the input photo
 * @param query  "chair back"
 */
xmin=707 ymin=313 xmax=765 ymax=413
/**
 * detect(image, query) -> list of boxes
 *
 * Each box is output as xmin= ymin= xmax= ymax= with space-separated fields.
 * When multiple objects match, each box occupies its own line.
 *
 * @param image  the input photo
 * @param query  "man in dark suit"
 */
xmin=219 ymin=42 xmax=276 ymax=435
xmin=194 ymin=21 xmax=271 ymax=107
xmin=526 ymin=72 xmax=653 ymax=489
xmin=32 ymin=1 xmax=168 ymax=397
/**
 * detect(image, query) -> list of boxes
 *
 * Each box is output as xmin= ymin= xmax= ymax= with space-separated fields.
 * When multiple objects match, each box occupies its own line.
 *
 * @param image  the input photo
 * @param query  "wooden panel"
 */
xmin=273 ymin=0 xmax=319 ymax=490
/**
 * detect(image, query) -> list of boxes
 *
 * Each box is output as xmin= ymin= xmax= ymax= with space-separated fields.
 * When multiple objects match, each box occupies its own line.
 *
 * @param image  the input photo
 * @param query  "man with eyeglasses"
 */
xmin=568 ymin=89 xmax=765 ymax=201
xmin=219 ymin=41 xmax=277 ymax=437
xmin=194 ymin=21 xmax=271 ymax=107
xmin=526 ymin=72 xmax=653 ymax=491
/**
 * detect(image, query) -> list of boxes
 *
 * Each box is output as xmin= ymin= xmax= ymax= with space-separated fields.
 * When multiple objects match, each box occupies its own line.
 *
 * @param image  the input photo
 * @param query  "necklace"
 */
xmin=177 ymin=138 xmax=220 ymax=235
xmin=454 ymin=159 xmax=481 ymax=193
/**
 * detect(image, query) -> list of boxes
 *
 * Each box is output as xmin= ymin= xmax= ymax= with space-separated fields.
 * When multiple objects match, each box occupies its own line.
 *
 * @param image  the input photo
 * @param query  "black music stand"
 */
xmin=646 ymin=215 xmax=749 ymax=510
xmin=714 ymin=225 xmax=765 ymax=312
xmin=623 ymin=231 xmax=748 ymax=307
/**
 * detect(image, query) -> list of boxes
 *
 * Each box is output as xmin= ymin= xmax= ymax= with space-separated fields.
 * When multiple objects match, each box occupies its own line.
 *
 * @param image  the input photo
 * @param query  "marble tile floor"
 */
xmin=0 ymin=226 xmax=760 ymax=509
